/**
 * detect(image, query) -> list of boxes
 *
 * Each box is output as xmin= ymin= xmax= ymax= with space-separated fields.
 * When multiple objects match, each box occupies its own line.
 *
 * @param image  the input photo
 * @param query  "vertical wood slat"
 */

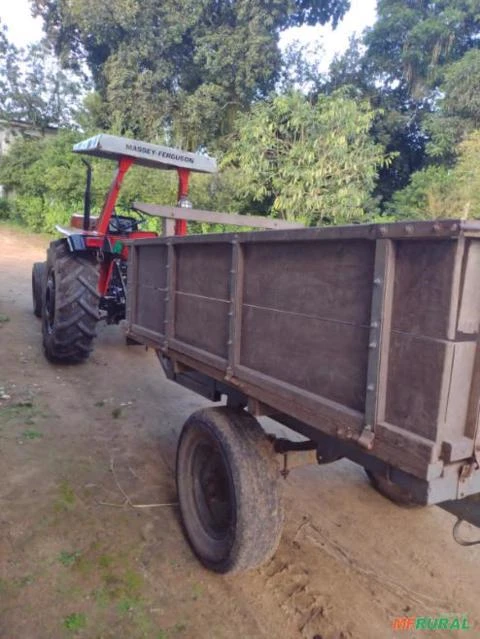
xmin=364 ymin=239 xmax=396 ymax=430
xmin=447 ymin=234 xmax=465 ymax=339
xmin=164 ymin=242 xmax=177 ymax=346
xmin=227 ymin=239 xmax=244 ymax=377
xmin=162 ymin=218 xmax=176 ymax=237
xmin=126 ymin=245 xmax=138 ymax=332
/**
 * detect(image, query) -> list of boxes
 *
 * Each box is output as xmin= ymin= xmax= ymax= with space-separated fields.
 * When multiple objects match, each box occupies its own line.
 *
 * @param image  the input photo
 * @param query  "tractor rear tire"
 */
xmin=176 ymin=407 xmax=284 ymax=574
xmin=32 ymin=261 xmax=46 ymax=318
xmin=42 ymin=240 xmax=100 ymax=363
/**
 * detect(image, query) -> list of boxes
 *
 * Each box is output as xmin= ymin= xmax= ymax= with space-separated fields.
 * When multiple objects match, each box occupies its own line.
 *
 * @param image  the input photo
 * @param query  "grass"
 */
xmin=0 ymin=313 xmax=10 ymax=324
xmin=191 ymin=582 xmax=204 ymax=600
xmin=21 ymin=429 xmax=43 ymax=440
xmin=111 ymin=407 xmax=122 ymax=419
xmin=54 ymin=480 xmax=76 ymax=512
xmin=0 ymin=401 xmax=36 ymax=421
xmin=58 ymin=551 xmax=81 ymax=567
xmin=63 ymin=612 xmax=86 ymax=633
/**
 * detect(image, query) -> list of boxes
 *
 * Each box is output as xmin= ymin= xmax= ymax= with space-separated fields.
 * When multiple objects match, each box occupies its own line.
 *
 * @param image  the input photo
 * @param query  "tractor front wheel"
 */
xmin=42 ymin=240 xmax=100 ymax=363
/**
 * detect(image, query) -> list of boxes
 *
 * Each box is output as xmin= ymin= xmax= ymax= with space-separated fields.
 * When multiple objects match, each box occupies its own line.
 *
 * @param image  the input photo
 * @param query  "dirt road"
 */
xmin=1 ymin=224 xmax=479 ymax=639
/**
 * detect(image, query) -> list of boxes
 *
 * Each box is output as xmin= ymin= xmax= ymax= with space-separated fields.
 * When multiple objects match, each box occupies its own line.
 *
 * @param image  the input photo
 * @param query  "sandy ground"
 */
xmin=1 ymin=223 xmax=480 ymax=639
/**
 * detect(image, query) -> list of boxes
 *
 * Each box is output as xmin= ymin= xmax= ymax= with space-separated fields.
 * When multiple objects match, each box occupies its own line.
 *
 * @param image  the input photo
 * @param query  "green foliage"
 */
xmin=21 ymin=429 xmax=43 ymax=440
xmin=58 ymin=551 xmax=81 ymax=567
xmin=364 ymin=0 xmax=480 ymax=99
xmin=387 ymin=165 xmax=455 ymax=219
xmin=443 ymin=49 xmax=480 ymax=126
xmin=0 ymin=131 xmax=175 ymax=233
xmin=389 ymin=130 xmax=480 ymax=220
xmin=226 ymin=91 xmax=389 ymax=224
xmin=326 ymin=1 xmax=480 ymax=208
xmin=63 ymin=612 xmax=86 ymax=632
xmin=0 ymin=22 xmax=84 ymax=128
xmin=32 ymin=0 xmax=349 ymax=144
xmin=0 ymin=198 xmax=11 ymax=219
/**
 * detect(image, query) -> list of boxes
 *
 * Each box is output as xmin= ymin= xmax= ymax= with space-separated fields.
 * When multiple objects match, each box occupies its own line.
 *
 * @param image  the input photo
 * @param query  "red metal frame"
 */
xmin=97 ymin=156 xmax=135 ymax=235
xmin=81 ymin=156 xmax=191 ymax=295
xmin=175 ymin=168 xmax=191 ymax=236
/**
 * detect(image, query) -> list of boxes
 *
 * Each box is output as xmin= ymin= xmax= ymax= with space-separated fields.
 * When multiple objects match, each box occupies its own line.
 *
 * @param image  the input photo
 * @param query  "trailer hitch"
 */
xmin=440 ymin=492 xmax=480 ymax=546
xmin=452 ymin=519 xmax=480 ymax=547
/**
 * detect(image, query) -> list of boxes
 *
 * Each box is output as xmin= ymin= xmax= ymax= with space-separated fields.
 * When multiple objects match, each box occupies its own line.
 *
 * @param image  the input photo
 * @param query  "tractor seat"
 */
xmin=70 ymin=214 xmax=98 ymax=230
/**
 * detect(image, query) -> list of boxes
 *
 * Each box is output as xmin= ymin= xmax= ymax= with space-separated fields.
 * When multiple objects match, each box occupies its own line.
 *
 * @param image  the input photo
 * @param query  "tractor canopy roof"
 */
xmin=73 ymin=134 xmax=217 ymax=174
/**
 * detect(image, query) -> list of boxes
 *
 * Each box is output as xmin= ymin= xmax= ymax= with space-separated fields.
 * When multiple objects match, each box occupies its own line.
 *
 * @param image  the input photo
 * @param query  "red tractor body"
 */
xmin=32 ymin=134 xmax=217 ymax=362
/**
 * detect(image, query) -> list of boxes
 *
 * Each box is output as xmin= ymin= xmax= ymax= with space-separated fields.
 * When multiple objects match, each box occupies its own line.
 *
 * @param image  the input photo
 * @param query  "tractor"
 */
xmin=32 ymin=134 xmax=217 ymax=363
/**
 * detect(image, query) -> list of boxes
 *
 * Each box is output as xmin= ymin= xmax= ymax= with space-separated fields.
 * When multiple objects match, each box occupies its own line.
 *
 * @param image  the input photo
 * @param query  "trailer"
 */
xmin=126 ymin=218 xmax=480 ymax=573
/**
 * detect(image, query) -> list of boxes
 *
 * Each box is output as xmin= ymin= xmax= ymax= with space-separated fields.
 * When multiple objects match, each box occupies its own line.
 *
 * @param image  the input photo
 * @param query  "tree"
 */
xmin=388 ymin=130 xmax=480 ymax=220
xmin=225 ymin=90 xmax=389 ymax=225
xmin=0 ymin=22 xmax=83 ymax=129
xmin=364 ymin=0 xmax=480 ymax=100
xmin=326 ymin=1 xmax=480 ymax=208
xmin=32 ymin=0 xmax=350 ymax=145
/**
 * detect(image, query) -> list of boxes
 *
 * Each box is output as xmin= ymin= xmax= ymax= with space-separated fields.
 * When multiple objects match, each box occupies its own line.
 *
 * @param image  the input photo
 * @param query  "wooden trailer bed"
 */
xmin=126 ymin=219 xmax=480 ymax=515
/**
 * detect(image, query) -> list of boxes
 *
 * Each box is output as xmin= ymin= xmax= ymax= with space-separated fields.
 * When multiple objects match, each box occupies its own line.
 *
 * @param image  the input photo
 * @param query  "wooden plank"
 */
xmin=373 ymin=422 xmax=441 ymax=480
xmin=465 ymin=339 xmax=480 ymax=440
xmin=135 ymin=244 xmax=168 ymax=288
xmin=240 ymin=304 xmax=370 ymax=411
xmin=128 ymin=219 xmax=475 ymax=250
xmin=447 ymin=235 xmax=465 ymax=339
xmin=457 ymin=240 xmax=480 ymax=335
xmin=136 ymin=286 xmax=166 ymax=337
xmin=235 ymin=364 xmax=364 ymax=438
xmin=242 ymin=239 xmax=375 ymax=324
xmin=441 ymin=341 xmax=477 ymax=442
xmin=176 ymin=243 xmax=231 ymax=300
xmin=168 ymin=339 xmax=227 ymax=372
xmin=127 ymin=323 xmax=163 ymax=347
xmin=126 ymin=245 xmax=138 ymax=332
xmin=227 ymin=241 xmax=244 ymax=373
xmin=133 ymin=202 xmax=304 ymax=230
xmin=391 ymin=240 xmax=458 ymax=340
xmin=385 ymin=333 xmax=448 ymax=441
xmin=174 ymin=293 xmax=229 ymax=359
xmin=162 ymin=218 xmax=175 ymax=237
xmin=364 ymin=239 xmax=395 ymax=429
xmin=165 ymin=243 xmax=176 ymax=343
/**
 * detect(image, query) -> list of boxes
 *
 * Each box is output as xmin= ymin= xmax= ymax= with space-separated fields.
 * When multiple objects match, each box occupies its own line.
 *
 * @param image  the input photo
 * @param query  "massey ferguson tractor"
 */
xmin=32 ymin=134 xmax=217 ymax=363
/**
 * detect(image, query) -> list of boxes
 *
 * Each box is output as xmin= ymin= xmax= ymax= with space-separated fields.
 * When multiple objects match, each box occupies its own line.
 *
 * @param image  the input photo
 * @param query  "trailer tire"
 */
xmin=176 ymin=406 xmax=283 ymax=574
xmin=365 ymin=469 xmax=421 ymax=507
xmin=32 ymin=261 xmax=46 ymax=318
xmin=42 ymin=240 xmax=100 ymax=363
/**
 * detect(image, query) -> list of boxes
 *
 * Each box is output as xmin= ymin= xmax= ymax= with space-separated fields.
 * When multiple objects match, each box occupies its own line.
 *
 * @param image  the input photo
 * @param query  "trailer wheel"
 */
xmin=176 ymin=407 xmax=284 ymax=574
xmin=365 ymin=469 xmax=420 ymax=507
xmin=32 ymin=261 xmax=46 ymax=318
xmin=42 ymin=240 xmax=100 ymax=363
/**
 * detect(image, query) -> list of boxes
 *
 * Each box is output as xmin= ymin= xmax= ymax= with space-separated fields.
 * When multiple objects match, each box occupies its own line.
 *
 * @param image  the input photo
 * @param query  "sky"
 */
xmin=0 ymin=0 xmax=377 ymax=68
